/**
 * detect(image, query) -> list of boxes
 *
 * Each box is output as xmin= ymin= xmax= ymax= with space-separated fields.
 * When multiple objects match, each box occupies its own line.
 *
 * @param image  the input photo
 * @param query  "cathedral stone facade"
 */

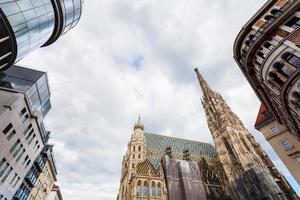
xmin=117 ymin=118 xmax=231 ymax=200
xmin=117 ymin=69 xmax=298 ymax=200
xmin=195 ymin=68 xmax=298 ymax=200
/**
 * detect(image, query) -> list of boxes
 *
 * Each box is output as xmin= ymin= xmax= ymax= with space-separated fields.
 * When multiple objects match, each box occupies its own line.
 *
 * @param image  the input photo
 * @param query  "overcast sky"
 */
xmin=19 ymin=0 xmax=300 ymax=199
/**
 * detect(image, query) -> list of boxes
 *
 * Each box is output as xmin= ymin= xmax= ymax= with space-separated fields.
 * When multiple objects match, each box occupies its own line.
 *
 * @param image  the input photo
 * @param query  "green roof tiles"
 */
xmin=144 ymin=132 xmax=216 ymax=169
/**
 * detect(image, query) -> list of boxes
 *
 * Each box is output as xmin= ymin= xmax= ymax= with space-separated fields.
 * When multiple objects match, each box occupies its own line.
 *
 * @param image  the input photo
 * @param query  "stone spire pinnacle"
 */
xmin=194 ymin=68 xmax=285 ymax=199
xmin=194 ymin=68 xmax=213 ymax=100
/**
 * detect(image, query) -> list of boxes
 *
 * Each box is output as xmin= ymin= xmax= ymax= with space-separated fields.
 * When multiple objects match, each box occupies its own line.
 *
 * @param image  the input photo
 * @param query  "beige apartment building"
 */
xmin=234 ymin=0 xmax=300 ymax=138
xmin=28 ymin=145 xmax=58 ymax=200
xmin=255 ymin=104 xmax=300 ymax=184
xmin=45 ymin=185 xmax=63 ymax=200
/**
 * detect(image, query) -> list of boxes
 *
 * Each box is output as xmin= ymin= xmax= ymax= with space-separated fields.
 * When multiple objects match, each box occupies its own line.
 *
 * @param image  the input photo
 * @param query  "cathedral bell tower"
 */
xmin=121 ymin=116 xmax=147 ymax=182
xmin=119 ymin=116 xmax=147 ymax=200
xmin=194 ymin=68 xmax=288 ymax=200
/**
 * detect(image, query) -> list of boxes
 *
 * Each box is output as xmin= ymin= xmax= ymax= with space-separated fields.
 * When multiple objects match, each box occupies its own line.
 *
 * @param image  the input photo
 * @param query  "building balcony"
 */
xmin=239 ymin=1 xmax=294 ymax=64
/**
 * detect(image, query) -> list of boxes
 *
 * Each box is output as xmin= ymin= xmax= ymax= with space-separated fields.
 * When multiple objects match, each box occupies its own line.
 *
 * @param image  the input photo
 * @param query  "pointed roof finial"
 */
xmin=134 ymin=114 xmax=144 ymax=130
xmin=194 ymin=67 xmax=211 ymax=99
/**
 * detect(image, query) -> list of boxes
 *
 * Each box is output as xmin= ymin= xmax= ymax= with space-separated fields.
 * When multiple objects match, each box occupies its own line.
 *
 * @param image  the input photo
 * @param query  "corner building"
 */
xmin=0 ymin=65 xmax=51 ymax=200
xmin=117 ymin=118 xmax=234 ymax=200
xmin=0 ymin=0 xmax=82 ymax=70
xmin=195 ymin=68 xmax=298 ymax=200
xmin=255 ymin=104 xmax=300 ymax=185
xmin=234 ymin=0 xmax=300 ymax=140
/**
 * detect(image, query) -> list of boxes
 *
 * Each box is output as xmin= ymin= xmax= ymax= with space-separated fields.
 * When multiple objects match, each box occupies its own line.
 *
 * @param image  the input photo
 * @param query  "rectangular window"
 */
xmin=28 ymin=134 xmax=36 ymax=145
xmin=2 ymin=123 xmax=16 ymax=141
xmin=270 ymin=126 xmax=279 ymax=135
xmin=13 ymin=177 xmax=20 ymax=188
xmin=16 ymin=149 xmax=25 ymax=162
xmin=25 ymin=129 xmax=34 ymax=141
xmin=2 ymin=123 xmax=13 ymax=135
xmin=10 ymin=173 xmax=17 ymax=185
xmin=286 ymin=16 xmax=300 ymax=29
xmin=23 ymin=123 xmax=32 ymax=136
xmin=0 ymin=163 xmax=9 ymax=179
xmin=1 ymin=167 xmax=13 ymax=183
xmin=7 ymin=129 xmax=16 ymax=141
xmin=19 ymin=108 xmax=27 ymax=117
xmin=23 ymin=155 xmax=29 ymax=165
xmin=0 ymin=158 xmax=6 ymax=169
xmin=19 ymin=107 xmax=29 ymax=123
xmin=26 ymin=160 xmax=31 ymax=168
xmin=281 ymin=139 xmax=293 ymax=150
xmin=13 ymin=144 xmax=23 ymax=158
xmin=10 ymin=139 xmax=20 ymax=153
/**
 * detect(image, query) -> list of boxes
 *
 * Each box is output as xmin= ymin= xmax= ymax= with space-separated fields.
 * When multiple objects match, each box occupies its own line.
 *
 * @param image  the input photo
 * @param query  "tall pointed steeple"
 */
xmin=194 ymin=68 xmax=287 ymax=200
xmin=194 ymin=68 xmax=212 ymax=100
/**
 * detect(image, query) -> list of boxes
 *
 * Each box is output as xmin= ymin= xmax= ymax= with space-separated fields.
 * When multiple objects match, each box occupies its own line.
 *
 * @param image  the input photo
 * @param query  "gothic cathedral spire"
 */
xmin=194 ymin=68 xmax=289 ymax=200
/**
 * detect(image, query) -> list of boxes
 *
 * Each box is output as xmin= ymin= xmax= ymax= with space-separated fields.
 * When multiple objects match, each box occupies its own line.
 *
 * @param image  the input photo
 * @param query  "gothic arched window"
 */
xmin=151 ymin=182 xmax=156 ymax=197
xmin=132 ymin=163 xmax=135 ymax=168
xmin=138 ymin=146 xmax=141 ymax=151
xmin=136 ymin=181 xmax=142 ymax=196
xmin=138 ymin=154 xmax=141 ymax=159
xmin=133 ymin=146 xmax=135 ymax=151
xmin=143 ymin=181 xmax=149 ymax=196
xmin=157 ymin=182 xmax=162 ymax=196
xmin=132 ymin=154 xmax=135 ymax=159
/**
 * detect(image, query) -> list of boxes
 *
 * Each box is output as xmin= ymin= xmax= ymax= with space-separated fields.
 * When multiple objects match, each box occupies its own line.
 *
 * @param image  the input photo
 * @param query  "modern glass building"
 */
xmin=0 ymin=0 xmax=82 ymax=70
xmin=0 ymin=65 xmax=51 ymax=119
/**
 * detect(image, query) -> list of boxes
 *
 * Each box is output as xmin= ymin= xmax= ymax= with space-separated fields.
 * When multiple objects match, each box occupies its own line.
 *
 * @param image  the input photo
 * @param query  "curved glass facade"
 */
xmin=61 ymin=0 xmax=82 ymax=34
xmin=0 ymin=0 xmax=82 ymax=68
xmin=0 ymin=0 xmax=56 ymax=62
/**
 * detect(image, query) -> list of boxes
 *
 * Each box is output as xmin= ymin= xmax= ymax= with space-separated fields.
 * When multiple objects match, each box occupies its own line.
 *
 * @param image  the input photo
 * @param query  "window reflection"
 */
xmin=0 ymin=0 xmax=56 ymax=62
xmin=0 ymin=0 xmax=82 ymax=63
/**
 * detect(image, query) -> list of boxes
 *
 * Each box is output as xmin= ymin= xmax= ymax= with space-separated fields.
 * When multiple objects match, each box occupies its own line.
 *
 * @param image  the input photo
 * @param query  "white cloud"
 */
xmin=18 ymin=0 xmax=300 ymax=199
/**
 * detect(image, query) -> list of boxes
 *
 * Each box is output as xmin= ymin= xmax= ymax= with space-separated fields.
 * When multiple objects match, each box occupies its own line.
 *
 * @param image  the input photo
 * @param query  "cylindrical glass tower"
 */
xmin=0 ymin=0 xmax=82 ymax=70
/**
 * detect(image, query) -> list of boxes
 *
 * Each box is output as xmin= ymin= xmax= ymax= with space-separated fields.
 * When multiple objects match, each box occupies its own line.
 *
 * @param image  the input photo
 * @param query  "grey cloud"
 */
xmin=17 ymin=0 xmax=300 ymax=199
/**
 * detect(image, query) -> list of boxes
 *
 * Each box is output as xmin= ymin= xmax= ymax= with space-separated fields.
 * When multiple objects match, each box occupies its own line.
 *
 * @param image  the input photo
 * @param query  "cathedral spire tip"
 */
xmin=134 ymin=114 xmax=144 ymax=130
xmin=194 ymin=67 xmax=211 ymax=99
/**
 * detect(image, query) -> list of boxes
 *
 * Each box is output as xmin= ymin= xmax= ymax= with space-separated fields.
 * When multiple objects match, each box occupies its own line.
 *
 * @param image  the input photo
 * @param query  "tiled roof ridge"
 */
xmin=144 ymin=132 xmax=214 ymax=148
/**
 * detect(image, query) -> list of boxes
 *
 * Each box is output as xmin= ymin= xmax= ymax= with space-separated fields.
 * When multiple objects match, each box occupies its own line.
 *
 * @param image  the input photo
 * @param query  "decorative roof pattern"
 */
xmin=136 ymin=159 xmax=160 ymax=177
xmin=144 ymin=132 xmax=216 ymax=169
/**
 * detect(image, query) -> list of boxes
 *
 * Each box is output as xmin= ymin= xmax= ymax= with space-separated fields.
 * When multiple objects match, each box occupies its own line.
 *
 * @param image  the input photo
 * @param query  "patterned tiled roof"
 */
xmin=136 ymin=158 xmax=160 ymax=176
xmin=144 ymin=132 xmax=216 ymax=170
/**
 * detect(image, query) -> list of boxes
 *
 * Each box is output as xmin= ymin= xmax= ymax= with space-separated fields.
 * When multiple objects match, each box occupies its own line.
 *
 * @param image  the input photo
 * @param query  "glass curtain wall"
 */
xmin=61 ymin=0 xmax=82 ymax=33
xmin=0 ymin=0 xmax=56 ymax=62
